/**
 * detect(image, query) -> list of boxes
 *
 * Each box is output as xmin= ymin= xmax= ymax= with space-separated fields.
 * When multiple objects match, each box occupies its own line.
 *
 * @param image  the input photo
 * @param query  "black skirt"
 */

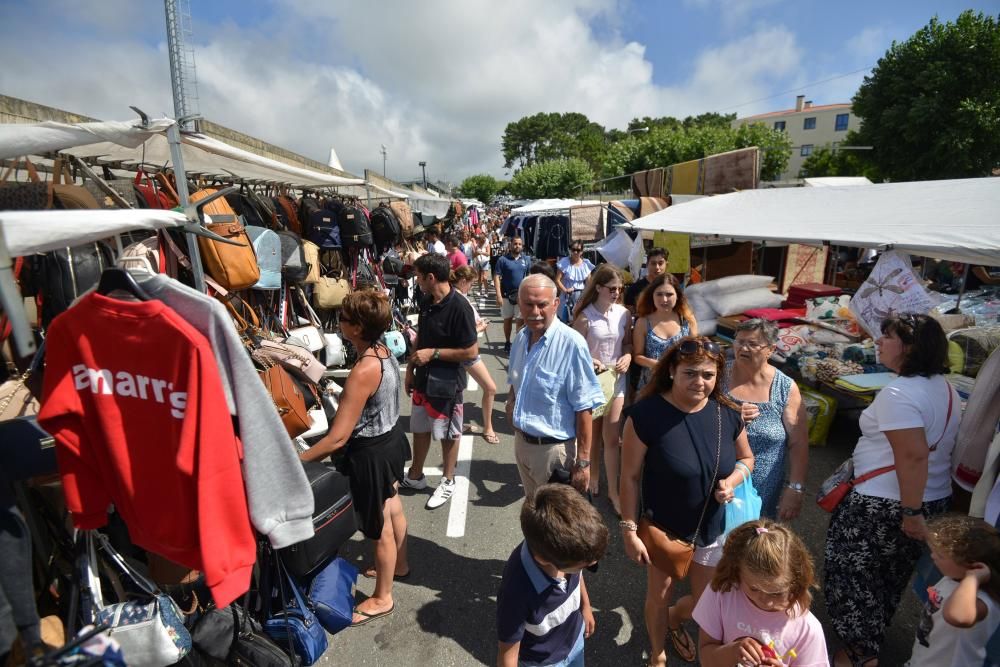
xmin=338 ymin=424 xmax=410 ymax=539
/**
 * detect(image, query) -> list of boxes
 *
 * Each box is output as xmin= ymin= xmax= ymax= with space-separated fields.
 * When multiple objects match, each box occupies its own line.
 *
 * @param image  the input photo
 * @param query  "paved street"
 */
xmin=325 ymin=294 xmax=921 ymax=666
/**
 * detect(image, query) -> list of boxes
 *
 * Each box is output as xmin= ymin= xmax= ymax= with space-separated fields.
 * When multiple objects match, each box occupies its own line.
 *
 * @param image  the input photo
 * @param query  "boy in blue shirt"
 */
xmin=497 ymin=484 xmax=609 ymax=666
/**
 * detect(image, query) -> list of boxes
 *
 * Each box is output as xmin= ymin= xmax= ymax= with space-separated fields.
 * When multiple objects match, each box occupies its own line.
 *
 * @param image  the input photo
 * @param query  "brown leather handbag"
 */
xmin=258 ymin=361 xmax=310 ymax=438
xmin=637 ymin=404 xmax=722 ymax=580
xmin=191 ymin=188 xmax=261 ymax=291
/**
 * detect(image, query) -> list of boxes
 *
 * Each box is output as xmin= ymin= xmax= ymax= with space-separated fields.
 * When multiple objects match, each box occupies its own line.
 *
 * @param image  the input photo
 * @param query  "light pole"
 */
xmin=627 ymin=126 xmax=650 ymax=135
xmin=380 ymin=144 xmax=388 ymax=177
xmin=418 ymin=161 xmax=427 ymax=188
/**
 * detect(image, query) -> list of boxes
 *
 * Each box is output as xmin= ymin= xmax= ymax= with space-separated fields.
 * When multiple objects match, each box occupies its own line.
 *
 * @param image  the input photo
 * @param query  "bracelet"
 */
xmin=619 ymin=520 xmax=638 ymax=531
xmin=901 ymin=506 xmax=924 ymax=517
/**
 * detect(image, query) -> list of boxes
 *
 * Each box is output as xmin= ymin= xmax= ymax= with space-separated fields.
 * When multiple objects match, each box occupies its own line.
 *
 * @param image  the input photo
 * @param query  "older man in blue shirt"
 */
xmin=507 ymin=274 xmax=605 ymax=497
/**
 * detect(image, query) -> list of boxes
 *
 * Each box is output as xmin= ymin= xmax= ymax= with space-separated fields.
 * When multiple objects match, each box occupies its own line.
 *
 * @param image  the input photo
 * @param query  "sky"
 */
xmin=0 ymin=1 xmax=995 ymax=184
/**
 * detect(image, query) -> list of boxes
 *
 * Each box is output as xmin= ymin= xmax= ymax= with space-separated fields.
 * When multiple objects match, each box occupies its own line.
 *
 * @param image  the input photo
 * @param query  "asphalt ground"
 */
xmin=321 ymin=289 xmax=922 ymax=666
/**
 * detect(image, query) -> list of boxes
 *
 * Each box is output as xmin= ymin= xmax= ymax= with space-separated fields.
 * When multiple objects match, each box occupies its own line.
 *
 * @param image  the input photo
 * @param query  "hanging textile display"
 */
xmin=569 ymin=204 xmax=605 ymax=241
xmin=780 ymin=243 xmax=830 ymax=293
xmin=631 ymin=168 xmax=665 ymax=198
xmin=652 ymin=231 xmax=692 ymax=273
xmin=848 ymin=250 xmax=938 ymax=337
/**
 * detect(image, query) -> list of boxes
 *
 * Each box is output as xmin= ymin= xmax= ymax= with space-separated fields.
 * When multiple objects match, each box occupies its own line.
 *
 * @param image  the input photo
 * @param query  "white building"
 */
xmin=731 ymin=95 xmax=861 ymax=182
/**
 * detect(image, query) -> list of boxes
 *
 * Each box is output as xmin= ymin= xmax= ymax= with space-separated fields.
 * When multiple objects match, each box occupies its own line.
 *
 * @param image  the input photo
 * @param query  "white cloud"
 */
xmin=0 ymin=0 xmax=811 ymax=182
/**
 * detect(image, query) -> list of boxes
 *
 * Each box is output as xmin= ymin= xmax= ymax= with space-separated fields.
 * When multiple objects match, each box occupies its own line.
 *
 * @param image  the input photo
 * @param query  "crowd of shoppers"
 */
xmin=297 ymin=209 xmax=998 ymax=667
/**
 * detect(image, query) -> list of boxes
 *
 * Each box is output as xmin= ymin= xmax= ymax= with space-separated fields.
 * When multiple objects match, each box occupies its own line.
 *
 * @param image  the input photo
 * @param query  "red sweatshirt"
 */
xmin=38 ymin=292 xmax=255 ymax=607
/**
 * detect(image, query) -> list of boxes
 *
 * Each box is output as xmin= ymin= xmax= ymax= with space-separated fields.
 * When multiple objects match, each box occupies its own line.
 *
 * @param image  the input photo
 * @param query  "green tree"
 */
xmin=852 ymin=10 xmax=1000 ymax=180
xmin=799 ymin=132 xmax=882 ymax=180
xmin=508 ymin=158 xmax=594 ymax=199
xmin=456 ymin=174 xmax=500 ymax=203
xmin=501 ymin=112 xmax=607 ymax=171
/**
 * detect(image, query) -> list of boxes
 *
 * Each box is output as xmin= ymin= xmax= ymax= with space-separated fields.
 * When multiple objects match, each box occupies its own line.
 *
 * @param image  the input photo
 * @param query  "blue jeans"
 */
xmin=520 ymin=627 xmax=585 ymax=667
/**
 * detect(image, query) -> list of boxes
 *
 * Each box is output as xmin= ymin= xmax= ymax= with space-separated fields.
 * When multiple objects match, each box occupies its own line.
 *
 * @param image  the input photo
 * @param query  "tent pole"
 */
xmin=954 ymin=263 xmax=971 ymax=311
xmin=166 ymin=121 xmax=207 ymax=293
xmin=0 ymin=224 xmax=35 ymax=356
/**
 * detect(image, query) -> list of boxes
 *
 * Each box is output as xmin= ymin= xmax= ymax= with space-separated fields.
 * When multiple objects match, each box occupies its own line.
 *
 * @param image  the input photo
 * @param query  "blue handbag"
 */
xmin=308 ymin=557 xmax=358 ymax=635
xmin=723 ymin=461 xmax=762 ymax=537
xmin=264 ymin=561 xmax=328 ymax=666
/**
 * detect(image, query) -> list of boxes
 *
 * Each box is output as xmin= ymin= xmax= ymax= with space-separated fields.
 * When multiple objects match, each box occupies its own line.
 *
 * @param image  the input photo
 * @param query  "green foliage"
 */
xmin=852 ymin=10 xmax=1000 ymax=180
xmin=456 ymin=174 xmax=500 ymax=204
xmin=599 ymin=122 xmax=791 ymax=182
xmin=507 ymin=159 xmax=594 ymax=199
xmin=799 ymin=132 xmax=882 ymax=180
xmin=501 ymin=112 xmax=607 ymax=172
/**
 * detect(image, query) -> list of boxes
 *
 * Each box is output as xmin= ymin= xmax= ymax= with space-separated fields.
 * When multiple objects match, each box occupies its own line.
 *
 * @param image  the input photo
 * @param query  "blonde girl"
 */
xmin=693 ymin=519 xmax=829 ymax=667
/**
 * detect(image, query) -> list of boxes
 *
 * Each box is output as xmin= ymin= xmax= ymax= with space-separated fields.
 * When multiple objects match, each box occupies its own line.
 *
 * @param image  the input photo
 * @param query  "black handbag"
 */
xmin=278 ymin=461 xmax=357 ymax=577
xmin=425 ymin=364 xmax=462 ymax=399
xmin=229 ymin=605 xmax=296 ymax=666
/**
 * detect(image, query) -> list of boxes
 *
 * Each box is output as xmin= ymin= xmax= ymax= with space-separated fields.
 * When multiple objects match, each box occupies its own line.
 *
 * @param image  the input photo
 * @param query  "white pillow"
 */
xmin=712 ymin=274 xmax=775 ymax=294
xmin=705 ymin=287 xmax=783 ymax=317
xmin=698 ymin=318 xmax=717 ymax=337
xmin=686 ymin=293 xmax=717 ymax=322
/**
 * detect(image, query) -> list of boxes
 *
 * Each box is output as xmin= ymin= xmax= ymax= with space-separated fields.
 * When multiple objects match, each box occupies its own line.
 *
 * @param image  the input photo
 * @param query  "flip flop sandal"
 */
xmin=351 ymin=603 xmax=395 ymax=626
xmin=362 ymin=565 xmax=411 ymax=581
xmin=482 ymin=432 xmax=500 ymax=444
xmin=667 ymin=625 xmax=697 ymax=663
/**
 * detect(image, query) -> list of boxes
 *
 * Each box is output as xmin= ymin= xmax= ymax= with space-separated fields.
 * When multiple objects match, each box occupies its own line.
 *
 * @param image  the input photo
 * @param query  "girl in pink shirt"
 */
xmin=693 ymin=519 xmax=829 ymax=666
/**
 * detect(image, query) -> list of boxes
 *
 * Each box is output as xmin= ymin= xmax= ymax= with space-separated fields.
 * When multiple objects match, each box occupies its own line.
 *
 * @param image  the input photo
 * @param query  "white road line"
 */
xmin=446 ymin=435 xmax=474 ymax=538
xmin=466 ymin=373 xmax=480 ymax=392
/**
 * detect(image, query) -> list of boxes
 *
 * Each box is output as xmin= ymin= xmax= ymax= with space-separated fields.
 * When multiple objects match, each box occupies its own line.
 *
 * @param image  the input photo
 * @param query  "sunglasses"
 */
xmin=601 ymin=284 xmax=623 ymax=293
xmin=571 ymin=247 xmax=583 ymax=252
xmin=676 ymin=338 xmax=721 ymax=357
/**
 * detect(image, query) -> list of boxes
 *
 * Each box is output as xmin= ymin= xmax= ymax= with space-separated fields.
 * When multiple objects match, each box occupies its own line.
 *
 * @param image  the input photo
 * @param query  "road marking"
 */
xmin=446 ymin=435 xmax=474 ymax=538
xmin=466 ymin=373 xmax=479 ymax=392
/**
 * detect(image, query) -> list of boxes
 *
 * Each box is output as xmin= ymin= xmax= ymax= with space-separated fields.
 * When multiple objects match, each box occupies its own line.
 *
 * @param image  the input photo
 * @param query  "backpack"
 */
xmin=338 ymin=205 xmax=373 ymax=249
xmin=301 ymin=241 xmax=322 ymax=284
xmin=272 ymin=194 xmax=302 ymax=235
xmin=276 ymin=231 xmax=309 ymax=283
xmin=370 ymin=206 xmax=401 ymax=252
xmin=308 ymin=202 xmax=342 ymax=249
xmin=23 ymin=242 xmax=116 ymax=328
xmin=388 ymin=201 xmax=414 ymax=238
xmin=299 ymin=196 xmax=322 ymax=234
xmin=245 ymin=226 xmax=282 ymax=290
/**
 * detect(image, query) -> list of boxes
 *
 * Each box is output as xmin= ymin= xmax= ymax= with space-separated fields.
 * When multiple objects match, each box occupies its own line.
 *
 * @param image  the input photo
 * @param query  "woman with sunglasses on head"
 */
xmin=556 ymin=242 xmax=595 ymax=323
xmin=824 ymin=313 xmax=960 ymax=667
xmin=620 ymin=336 xmax=753 ymax=666
xmin=632 ymin=273 xmax=698 ymax=392
xmin=571 ymin=264 xmax=632 ymax=511
xmin=725 ymin=319 xmax=809 ymax=521
xmin=301 ymin=290 xmax=410 ymax=626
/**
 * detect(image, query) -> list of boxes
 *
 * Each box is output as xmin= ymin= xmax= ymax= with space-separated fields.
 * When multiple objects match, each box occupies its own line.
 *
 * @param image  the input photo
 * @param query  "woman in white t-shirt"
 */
xmin=823 ymin=313 xmax=960 ymax=667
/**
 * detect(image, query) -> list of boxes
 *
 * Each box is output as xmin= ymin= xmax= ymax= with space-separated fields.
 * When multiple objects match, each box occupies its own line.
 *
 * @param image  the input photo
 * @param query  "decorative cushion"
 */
xmin=704 ymin=287 xmax=783 ymax=317
xmin=805 ymin=295 xmax=851 ymax=320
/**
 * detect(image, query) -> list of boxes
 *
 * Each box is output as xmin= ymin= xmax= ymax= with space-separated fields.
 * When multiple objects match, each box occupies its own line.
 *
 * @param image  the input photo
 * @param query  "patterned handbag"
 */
xmin=87 ymin=532 xmax=192 ymax=667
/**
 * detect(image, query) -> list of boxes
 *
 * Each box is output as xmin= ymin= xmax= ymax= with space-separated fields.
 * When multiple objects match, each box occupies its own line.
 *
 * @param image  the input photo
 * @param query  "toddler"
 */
xmin=907 ymin=513 xmax=1000 ymax=666
xmin=693 ymin=519 xmax=829 ymax=666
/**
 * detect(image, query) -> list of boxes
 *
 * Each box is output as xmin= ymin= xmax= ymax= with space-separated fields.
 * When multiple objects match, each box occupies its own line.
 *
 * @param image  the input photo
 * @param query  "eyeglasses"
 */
xmin=676 ymin=338 xmax=721 ymax=357
xmin=733 ymin=339 xmax=769 ymax=351
xmin=571 ymin=247 xmax=583 ymax=252
xmin=601 ymin=285 xmax=623 ymax=293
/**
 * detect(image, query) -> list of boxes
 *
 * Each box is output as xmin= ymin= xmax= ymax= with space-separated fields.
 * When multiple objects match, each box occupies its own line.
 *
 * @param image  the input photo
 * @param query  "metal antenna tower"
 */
xmin=164 ymin=0 xmax=201 ymax=129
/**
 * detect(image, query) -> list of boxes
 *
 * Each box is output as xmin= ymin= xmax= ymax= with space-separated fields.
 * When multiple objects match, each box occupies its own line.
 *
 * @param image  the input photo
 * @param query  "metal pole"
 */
xmin=165 ymin=121 xmax=207 ymax=292
xmin=0 ymin=223 xmax=34 ymax=356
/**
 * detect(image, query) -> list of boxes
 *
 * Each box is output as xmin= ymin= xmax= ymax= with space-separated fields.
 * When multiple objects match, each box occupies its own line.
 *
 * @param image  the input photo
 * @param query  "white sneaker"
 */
xmin=426 ymin=478 xmax=455 ymax=509
xmin=400 ymin=474 xmax=428 ymax=490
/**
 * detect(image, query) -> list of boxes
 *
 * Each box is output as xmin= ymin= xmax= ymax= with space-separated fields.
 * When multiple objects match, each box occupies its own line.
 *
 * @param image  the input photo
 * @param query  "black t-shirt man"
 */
xmin=413 ymin=288 xmax=478 ymax=393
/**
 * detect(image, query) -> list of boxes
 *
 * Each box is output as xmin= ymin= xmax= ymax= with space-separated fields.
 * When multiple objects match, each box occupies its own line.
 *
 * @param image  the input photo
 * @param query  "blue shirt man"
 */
xmin=493 ymin=236 xmax=533 ymax=350
xmin=507 ymin=274 xmax=604 ymax=498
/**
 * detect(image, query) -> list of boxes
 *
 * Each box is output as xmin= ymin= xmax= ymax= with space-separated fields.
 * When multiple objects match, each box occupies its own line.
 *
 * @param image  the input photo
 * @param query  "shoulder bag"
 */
xmin=636 ymin=404 xmax=722 ymax=579
xmin=307 ymin=557 xmax=357 ymax=635
xmin=228 ymin=604 xmax=294 ymax=666
xmin=817 ymin=387 xmax=954 ymax=512
xmin=279 ymin=461 xmax=357 ymax=578
xmin=252 ymin=339 xmax=325 ymax=385
xmin=258 ymin=359 xmax=311 ymax=438
xmin=87 ymin=532 xmax=193 ymax=667
xmin=192 ymin=188 xmax=261 ymax=291
xmin=263 ymin=558 xmax=327 ymax=666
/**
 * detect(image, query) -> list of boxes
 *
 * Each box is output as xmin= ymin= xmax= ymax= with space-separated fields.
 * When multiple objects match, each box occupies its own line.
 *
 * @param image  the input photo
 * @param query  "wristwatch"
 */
xmin=901 ymin=506 xmax=924 ymax=517
xmin=432 ymin=348 xmax=440 ymax=360
xmin=786 ymin=482 xmax=804 ymax=493
xmin=575 ymin=458 xmax=591 ymax=470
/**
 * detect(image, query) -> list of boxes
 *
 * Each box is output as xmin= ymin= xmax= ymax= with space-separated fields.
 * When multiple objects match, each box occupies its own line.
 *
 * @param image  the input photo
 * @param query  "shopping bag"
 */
xmin=723 ymin=462 xmax=761 ymax=537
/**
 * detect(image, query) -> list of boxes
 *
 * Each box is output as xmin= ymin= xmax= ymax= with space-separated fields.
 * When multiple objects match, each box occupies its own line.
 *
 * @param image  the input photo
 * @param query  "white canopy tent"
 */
xmin=630 ymin=177 xmax=1000 ymax=266
xmin=1 ymin=209 xmax=188 ymax=256
xmin=511 ymin=198 xmax=586 ymax=213
xmin=0 ymin=118 xmax=365 ymax=188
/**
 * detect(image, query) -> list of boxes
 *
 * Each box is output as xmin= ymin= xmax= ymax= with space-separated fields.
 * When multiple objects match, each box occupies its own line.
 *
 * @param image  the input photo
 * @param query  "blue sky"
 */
xmin=0 ymin=1 xmax=996 ymax=181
